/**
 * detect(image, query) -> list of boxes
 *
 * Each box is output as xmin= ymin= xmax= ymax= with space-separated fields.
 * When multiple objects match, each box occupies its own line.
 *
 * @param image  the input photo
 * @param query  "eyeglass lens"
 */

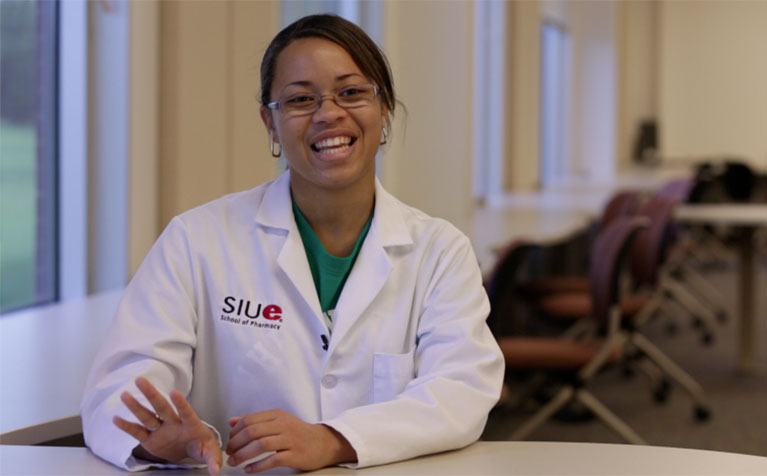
xmin=280 ymin=85 xmax=377 ymax=115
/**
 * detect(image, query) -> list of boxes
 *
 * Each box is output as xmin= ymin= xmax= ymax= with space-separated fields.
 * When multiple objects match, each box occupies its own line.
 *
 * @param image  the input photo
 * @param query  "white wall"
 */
xmin=129 ymin=0 xmax=160 ymax=276
xmin=473 ymin=0 xmax=508 ymax=200
xmin=618 ymin=0 xmax=658 ymax=167
xmin=381 ymin=1 xmax=475 ymax=233
xmin=659 ymin=1 xmax=767 ymax=168
xmin=506 ymin=1 xmax=541 ymax=191
xmin=568 ymin=1 xmax=618 ymax=181
xmin=159 ymin=1 xmax=280 ymax=227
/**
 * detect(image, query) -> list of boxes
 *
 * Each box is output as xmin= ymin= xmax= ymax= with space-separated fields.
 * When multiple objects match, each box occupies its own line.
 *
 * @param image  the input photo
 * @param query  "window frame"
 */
xmin=57 ymin=0 xmax=89 ymax=301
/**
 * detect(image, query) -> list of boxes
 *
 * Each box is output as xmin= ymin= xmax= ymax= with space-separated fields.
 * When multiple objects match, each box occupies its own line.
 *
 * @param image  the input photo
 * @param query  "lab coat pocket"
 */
xmin=372 ymin=349 xmax=416 ymax=403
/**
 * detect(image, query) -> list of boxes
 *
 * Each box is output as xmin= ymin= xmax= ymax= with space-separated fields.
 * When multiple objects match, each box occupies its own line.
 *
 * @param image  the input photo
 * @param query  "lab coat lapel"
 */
xmin=277 ymin=231 xmax=324 ymax=322
xmin=256 ymin=171 xmax=324 ymax=322
xmin=330 ymin=180 xmax=413 ymax=346
xmin=330 ymin=223 xmax=391 ymax=345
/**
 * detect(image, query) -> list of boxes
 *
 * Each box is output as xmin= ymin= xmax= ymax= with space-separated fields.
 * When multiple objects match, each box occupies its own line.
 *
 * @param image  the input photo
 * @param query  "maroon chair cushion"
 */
xmin=522 ymin=276 xmax=590 ymax=296
xmin=498 ymin=337 xmax=623 ymax=369
xmin=601 ymin=190 xmax=641 ymax=227
xmin=621 ymin=294 xmax=650 ymax=316
xmin=590 ymin=216 xmax=649 ymax=325
xmin=523 ymin=190 xmax=641 ymax=300
xmin=538 ymin=292 xmax=650 ymax=321
xmin=537 ymin=293 xmax=592 ymax=319
xmin=630 ymin=197 xmax=677 ymax=286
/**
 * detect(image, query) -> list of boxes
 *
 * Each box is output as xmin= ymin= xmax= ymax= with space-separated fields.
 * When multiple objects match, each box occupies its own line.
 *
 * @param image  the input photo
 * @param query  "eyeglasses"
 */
xmin=266 ymin=84 xmax=380 ymax=117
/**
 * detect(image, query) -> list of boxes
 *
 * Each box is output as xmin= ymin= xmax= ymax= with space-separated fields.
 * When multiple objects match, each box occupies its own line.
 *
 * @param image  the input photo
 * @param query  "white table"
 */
xmin=470 ymin=206 xmax=594 ymax=277
xmin=675 ymin=204 xmax=767 ymax=372
xmin=0 ymin=290 xmax=122 ymax=444
xmin=1 ymin=441 xmax=766 ymax=475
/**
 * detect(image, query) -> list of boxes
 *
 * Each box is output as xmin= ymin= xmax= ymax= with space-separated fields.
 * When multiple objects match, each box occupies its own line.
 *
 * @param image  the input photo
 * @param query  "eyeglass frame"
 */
xmin=265 ymin=84 xmax=381 ymax=116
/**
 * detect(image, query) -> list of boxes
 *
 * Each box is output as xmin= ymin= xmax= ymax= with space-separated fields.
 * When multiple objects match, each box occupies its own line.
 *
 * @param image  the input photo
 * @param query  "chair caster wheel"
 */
xmin=692 ymin=317 xmax=704 ymax=329
xmin=665 ymin=322 xmax=679 ymax=336
xmin=701 ymin=333 xmax=714 ymax=346
xmin=694 ymin=405 xmax=711 ymax=422
xmin=622 ymin=364 xmax=636 ymax=378
xmin=653 ymin=379 xmax=671 ymax=404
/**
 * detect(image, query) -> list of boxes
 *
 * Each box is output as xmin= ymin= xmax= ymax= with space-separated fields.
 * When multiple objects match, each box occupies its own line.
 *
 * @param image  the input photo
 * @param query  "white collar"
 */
xmin=254 ymin=169 xmax=413 ymax=248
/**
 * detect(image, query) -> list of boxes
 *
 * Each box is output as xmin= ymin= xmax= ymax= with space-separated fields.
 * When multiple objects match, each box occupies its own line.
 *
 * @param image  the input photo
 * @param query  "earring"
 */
xmin=270 ymin=135 xmax=281 ymax=158
xmin=379 ymin=127 xmax=388 ymax=146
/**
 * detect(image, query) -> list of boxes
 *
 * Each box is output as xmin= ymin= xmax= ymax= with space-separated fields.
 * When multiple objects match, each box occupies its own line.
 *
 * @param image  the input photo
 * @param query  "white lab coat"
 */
xmin=80 ymin=170 xmax=504 ymax=471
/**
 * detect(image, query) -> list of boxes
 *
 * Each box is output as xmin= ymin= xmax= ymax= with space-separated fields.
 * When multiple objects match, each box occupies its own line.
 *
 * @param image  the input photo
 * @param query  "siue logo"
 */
xmin=222 ymin=296 xmax=282 ymax=320
xmin=220 ymin=296 xmax=283 ymax=330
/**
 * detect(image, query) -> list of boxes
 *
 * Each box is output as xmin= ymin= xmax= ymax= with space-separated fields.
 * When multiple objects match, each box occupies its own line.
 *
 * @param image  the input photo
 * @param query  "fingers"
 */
xmin=120 ymin=391 xmax=163 ymax=429
xmin=185 ymin=434 xmax=223 ymax=475
xmin=135 ymin=377 xmax=179 ymax=423
xmin=170 ymin=389 xmax=202 ymax=425
xmin=228 ymin=410 xmax=281 ymax=438
xmin=201 ymin=439 xmax=223 ymax=476
xmin=113 ymin=415 xmax=151 ymax=443
xmin=228 ymin=416 xmax=242 ymax=428
xmin=227 ymin=420 xmax=282 ymax=455
xmin=228 ymin=435 xmax=284 ymax=468
xmin=245 ymin=450 xmax=290 ymax=474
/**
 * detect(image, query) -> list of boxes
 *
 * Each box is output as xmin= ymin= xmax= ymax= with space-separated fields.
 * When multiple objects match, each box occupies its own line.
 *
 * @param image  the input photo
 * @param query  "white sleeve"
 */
xmin=79 ymin=217 xmax=220 ymax=471
xmin=322 ymin=233 xmax=505 ymax=468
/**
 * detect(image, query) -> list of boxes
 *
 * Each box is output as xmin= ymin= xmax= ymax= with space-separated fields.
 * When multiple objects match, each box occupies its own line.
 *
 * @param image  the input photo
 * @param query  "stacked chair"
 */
xmin=489 ymin=216 xmax=650 ymax=443
xmin=487 ymin=191 xmax=714 ymax=443
xmin=536 ymin=196 xmax=712 ymax=416
xmin=529 ymin=183 xmax=726 ymax=345
xmin=521 ymin=190 xmax=641 ymax=297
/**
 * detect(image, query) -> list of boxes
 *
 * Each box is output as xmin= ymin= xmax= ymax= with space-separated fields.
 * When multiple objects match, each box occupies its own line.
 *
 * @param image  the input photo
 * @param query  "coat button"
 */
xmin=321 ymin=375 xmax=338 ymax=389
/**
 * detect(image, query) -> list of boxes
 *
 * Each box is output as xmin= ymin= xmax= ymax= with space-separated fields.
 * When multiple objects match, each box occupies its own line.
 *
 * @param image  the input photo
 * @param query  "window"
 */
xmin=472 ymin=0 xmax=506 ymax=201
xmin=0 ymin=0 xmax=58 ymax=313
xmin=540 ymin=21 xmax=571 ymax=188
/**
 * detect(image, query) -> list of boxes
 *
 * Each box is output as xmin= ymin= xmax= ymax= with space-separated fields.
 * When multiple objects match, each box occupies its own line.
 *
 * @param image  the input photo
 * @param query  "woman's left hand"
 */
xmin=225 ymin=409 xmax=357 ymax=473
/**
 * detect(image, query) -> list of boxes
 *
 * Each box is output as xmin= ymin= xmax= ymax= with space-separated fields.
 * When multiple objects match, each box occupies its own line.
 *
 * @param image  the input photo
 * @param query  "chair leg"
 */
xmin=662 ymin=277 xmax=718 ymax=342
xmin=576 ymin=389 xmax=647 ymax=445
xmin=510 ymin=386 xmax=574 ymax=441
xmin=578 ymin=333 xmax=626 ymax=381
xmin=561 ymin=318 xmax=595 ymax=341
xmin=678 ymin=261 xmax=729 ymax=322
xmin=631 ymin=295 xmax=663 ymax=329
xmin=689 ymin=230 xmax=732 ymax=265
xmin=633 ymin=357 xmax=662 ymax=386
xmin=658 ymin=298 xmax=691 ymax=334
xmin=630 ymin=332 xmax=708 ymax=406
xmin=501 ymin=372 xmax=551 ymax=410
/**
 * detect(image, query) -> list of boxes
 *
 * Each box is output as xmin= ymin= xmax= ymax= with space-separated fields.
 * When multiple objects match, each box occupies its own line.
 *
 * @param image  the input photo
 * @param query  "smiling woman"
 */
xmin=80 ymin=14 xmax=504 ymax=475
xmin=261 ymin=36 xmax=387 ymax=223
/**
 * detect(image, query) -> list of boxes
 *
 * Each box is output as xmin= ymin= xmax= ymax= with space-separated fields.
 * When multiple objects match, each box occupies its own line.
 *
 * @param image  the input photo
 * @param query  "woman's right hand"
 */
xmin=113 ymin=377 xmax=223 ymax=475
